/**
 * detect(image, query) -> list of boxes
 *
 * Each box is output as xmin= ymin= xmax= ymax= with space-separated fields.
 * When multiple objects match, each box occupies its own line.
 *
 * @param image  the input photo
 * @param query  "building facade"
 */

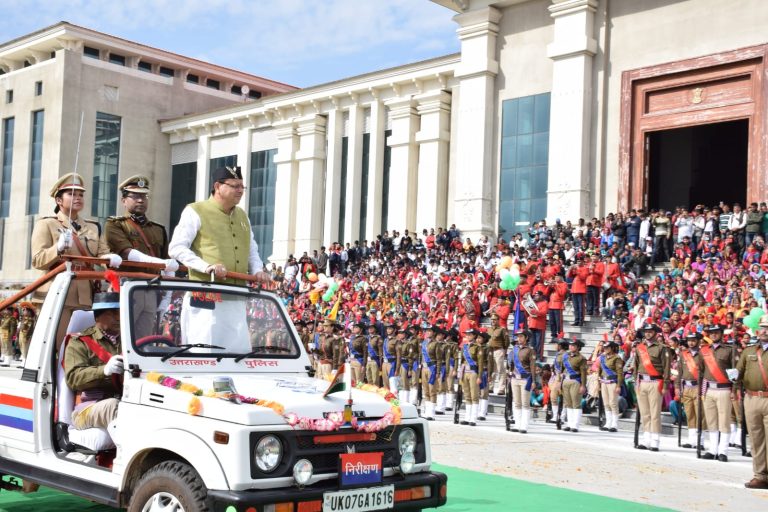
xmin=0 ymin=22 xmax=295 ymax=285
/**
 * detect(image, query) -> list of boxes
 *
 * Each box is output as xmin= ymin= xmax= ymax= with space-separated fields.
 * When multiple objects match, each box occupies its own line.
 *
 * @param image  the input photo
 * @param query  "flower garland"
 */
xmin=144 ymin=372 xmax=401 ymax=432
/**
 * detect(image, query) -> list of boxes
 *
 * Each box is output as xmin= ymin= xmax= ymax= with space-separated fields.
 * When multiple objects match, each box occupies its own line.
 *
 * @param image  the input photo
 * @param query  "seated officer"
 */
xmin=64 ymin=293 xmax=124 ymax=430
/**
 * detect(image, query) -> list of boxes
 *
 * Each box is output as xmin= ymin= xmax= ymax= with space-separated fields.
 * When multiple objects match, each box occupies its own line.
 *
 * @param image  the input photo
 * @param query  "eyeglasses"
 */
xmin=124 ymin=193 xmax=148 ymax=201
xmin=220 ymin=181 xmax=245 ymax=190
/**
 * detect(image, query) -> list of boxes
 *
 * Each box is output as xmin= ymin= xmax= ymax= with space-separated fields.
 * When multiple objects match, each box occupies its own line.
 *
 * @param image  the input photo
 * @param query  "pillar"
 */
xmin=236 ymin=127 xmax=251 ymax=210
xmin=415 ymin=90 xmax=451 ymax=232
xmin=293 ymin=115 xmax=327 ymax=255
xmin=546 ymin=0 xmax=598 ymax=222
xmin=384 ymin=97 xmax=419 ymax=233
xmin=452 ymin=6 xmax=501 ymax=239
xmin=270 ymin=120 xmax=298 ymax=264
xmin=364 ymin=99 xmax=386 ymax=241
xmin=194 ymin=133 xmax=210 ymax=201
xmin=343 ymin=105 xmax=364 ymax=243
xmin=323 ymin=109 xmax=343 ymax=246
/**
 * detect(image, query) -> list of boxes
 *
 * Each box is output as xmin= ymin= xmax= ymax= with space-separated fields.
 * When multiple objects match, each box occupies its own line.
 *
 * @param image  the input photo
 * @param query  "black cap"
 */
xmin=685 ymin=332 xmax=703 ymax=341
xmin=704 ymin=324 xmax=723 ymax=333
xmin=514 ymin=328 xmax=531 ymax=338
xmin=558 ymin=340 xmax=570 ymax=350
xmin=212 ymin=166 xmax=243 ymax=182
xmin=603 ymin=340 xmax=620 ymax=350
xmin=569 ymin=339 xmax=585 ymax=349
xmin=641 ymin=323 xmax=661 ymax=333
xmin=92 ymin=292 xmax=120 ymax=311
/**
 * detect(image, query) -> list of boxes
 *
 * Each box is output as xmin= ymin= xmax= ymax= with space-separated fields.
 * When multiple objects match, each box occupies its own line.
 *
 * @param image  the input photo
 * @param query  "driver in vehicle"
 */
xmin=64 ymin=292 xmax=124 ymax=430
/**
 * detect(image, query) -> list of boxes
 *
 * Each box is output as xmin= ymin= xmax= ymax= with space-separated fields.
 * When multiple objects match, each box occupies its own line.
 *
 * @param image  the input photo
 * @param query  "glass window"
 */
xmin=209 ymin=155 xmax=237 ymax=191
xmin=170 ymin=162 xmax=197 ymax=234
xmin=27 ymin=110 xmax=44 ymax=215
xmin=187 ymin=74 xmax=199 ymax=84
xmin=498 ymin=93 xmax=550 ymax=236
xmin=338 ymin=137 xmax=349 ymax=243
xmin=5 ymin=90 xmax=12 ymax=104
xmin=109 ymin=53 xmax=125 ymax=66
xmin=248 ymin=90 xmax=262 ymax=100
xmin=359 ymin=133 xmax=370 ymax=242
xmin=138 ymin=61 xmax=152 ymax=72
xmin=159 ymin=66 xmax=174 ymax=77
xmin=1 ymin=117 xmax=14 ymax=218
xmin=231 ymin=85 xmax=242 ymax=95
xmin=206 ymin=79 xmax=220 ymax=90
xmin=34 ymin=81 xmax=42 ymax=96
xmin=249 ymin=149 xmax=277 ymax=260
xmin=91 ymin=112 xmax=121 ymax=222
xmin=83 ymin=46 xmax=100 ymax=59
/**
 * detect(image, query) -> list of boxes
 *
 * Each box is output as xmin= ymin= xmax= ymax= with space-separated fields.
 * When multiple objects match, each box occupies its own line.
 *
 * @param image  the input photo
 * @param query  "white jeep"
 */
xmin=0 ymin=264 xmax=447 ymax=511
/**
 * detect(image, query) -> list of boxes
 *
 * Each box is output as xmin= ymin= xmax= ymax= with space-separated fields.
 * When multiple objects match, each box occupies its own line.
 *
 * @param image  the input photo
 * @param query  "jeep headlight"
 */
xmin=254 ymin=435 xmax=282 ymax=472
xmin=398 ymin=427 xmax=417 ymax=455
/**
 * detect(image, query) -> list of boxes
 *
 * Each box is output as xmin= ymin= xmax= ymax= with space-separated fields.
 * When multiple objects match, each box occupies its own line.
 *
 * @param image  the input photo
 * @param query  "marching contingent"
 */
xmin=1 ymin=169 xmax=768 ymax=491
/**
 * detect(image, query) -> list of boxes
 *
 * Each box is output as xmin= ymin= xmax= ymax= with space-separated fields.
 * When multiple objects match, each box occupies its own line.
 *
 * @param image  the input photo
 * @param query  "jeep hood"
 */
xmin=133 ymin=374 xmax=417 ymax=425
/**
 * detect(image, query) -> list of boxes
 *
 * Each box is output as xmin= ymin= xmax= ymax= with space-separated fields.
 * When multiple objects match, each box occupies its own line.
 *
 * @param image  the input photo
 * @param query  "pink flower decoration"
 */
xmin=284 ymin=413 xmax=299 ymax=426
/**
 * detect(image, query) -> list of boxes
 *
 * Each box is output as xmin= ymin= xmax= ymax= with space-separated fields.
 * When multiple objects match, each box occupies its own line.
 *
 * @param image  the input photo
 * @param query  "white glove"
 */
xmin=103 ymin=355 xmax=124 ymax=376
xmin=57 ymin=231 xmax=73 ymax=252
xmin=105 ymin=254 xmax=123 ymax=268
xmin=164 ymin=259 xmax=179 ymax=272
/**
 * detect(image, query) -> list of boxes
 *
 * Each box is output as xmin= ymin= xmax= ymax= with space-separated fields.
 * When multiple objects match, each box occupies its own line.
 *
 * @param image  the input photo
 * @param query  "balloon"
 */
xmin=317 ymin=273 xmax=327 ymax=282
xmin=509 ymin=275 xmax=521 ymax=291
xmin=749 ymin=307 xmax=765 ymax=318
xmin=307 ymin=272 xmax=318 ymax=283
xmin=744 ymin=314 xmax=760 ymax=331
xmin=499 ymin=269 xmax=511 ymax=280
xmin=510 ymin=266 xmax=520 ymax=279
xmin=330 ymin=282 xmax=340 ymax=293
xmin=499 ymin=256 xmax=513 ymax=269
xmin=309 ymin=290 xmax=321 ymax=304
xmin=322 ymin=290 xmax=334 ymax=302
xmin=499 ymin=280 xmax=510 ymax=291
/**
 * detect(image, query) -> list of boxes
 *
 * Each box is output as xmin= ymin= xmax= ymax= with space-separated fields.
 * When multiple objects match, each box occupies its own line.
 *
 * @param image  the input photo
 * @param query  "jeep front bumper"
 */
xmin=208 ymin=470 xmax=448 ymax=511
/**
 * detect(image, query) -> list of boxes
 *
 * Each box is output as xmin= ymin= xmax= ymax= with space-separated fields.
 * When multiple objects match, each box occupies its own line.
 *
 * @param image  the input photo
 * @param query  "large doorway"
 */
xmin=647 ymin=119 xmax=748 ymax=210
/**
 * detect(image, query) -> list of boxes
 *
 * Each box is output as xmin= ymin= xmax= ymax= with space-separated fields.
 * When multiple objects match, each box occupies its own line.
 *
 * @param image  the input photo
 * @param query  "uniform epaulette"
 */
xmin=106 ymin=215 xmax=128 ymax=222
xmin=84 ymin=218 xmax=102 ymax=236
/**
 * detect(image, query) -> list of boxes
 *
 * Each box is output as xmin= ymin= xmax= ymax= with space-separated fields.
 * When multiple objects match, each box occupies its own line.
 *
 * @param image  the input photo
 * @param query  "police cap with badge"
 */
xmin=119 ymin=175 xmax=150 ymax=196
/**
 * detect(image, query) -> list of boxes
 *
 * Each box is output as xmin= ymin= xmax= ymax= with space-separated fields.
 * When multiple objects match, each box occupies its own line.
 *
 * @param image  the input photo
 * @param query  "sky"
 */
xmin=0 ymin=0 xmax=460 ymax=88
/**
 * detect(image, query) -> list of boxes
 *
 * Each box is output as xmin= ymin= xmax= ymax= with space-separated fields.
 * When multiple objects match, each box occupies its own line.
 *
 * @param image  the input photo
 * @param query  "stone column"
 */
xmin=343 ymin=104 xmax=364 ymax=243
xmin=236 ymin=126 xmax=252 ymax=210
xmin=452 ymin=6 xmax=501 ymax=239
xmin=293 ymin=115 xmax=327 ymax=255
xmin=364 ymin=99 xmax=386 ymax=240
xmin=415 ymin=90 xmax=452 ymax=232
xmin=270 ymin=120 xmax=298 ymax=264
xmin=384 ymin=97 xmax=419 ymax=233
xmin=323 ymin=108 xmax=343 ymax=246
xmin=546 ymin=0 xmax=598 ymax=222
xmin=194 ymin=133 xmax=210 ymax=201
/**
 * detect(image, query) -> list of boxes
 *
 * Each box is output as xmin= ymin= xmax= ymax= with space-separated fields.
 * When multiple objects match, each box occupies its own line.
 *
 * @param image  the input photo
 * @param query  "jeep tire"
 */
xmin=128 ymin=461 xmax=211 ymax=512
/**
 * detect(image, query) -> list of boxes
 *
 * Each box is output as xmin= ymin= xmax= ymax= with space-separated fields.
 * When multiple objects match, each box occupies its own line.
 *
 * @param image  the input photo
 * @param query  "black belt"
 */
xmin=706 ymin=381 xmax=731 ymax=389
xmin=683 ymin=380 xmax=697 ymax=387
xmin=639 ymin=375 xmax=661 ymax=381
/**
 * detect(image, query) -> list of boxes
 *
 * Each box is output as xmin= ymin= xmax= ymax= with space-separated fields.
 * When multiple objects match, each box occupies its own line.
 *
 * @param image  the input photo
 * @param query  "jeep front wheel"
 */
xmin=128 ymin=461 xmax=211 ymax=512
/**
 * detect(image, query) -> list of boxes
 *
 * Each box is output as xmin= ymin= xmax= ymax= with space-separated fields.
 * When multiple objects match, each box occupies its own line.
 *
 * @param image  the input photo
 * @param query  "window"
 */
xmin=91 ymin=112 xmax=121 ymax=222
xmin=159 ymin=66 xmax=174 ymax=77
xmin=338 ymin=137 xmax=349 ymax=243
xmin=27 ymin=111 xmax=44 ymax=215
xmin=108 ymin=53 xmax=125 ymax=66
xmin=83 ymin=46 xmax=100 ymax=59
xmin=5 ymin=90 xmax=12 ymax=104
xmin=138 ymin=61 xmax=152 ymax=72
xmin=208 ymin=155 xmax=237 ymax=191
xmin=498 ymin=93 xmax=550 ymax=238
xmin=359 ymin=132 xmax=370 ymax=242
xmin=231 ymin=85 xmax=242 ymax=95
xmin=249 ymin=149 xmax=277 ymax=260
xmin=248 ymin=90 xmax=262 ymax=100
xmin=170 ymin=162 xmax=197 ymax=232
xmin=0 ymin=219 xmax=4 ymax=269
xmin=23 ymin=60 xmax=31 ymax=68
xmin=381 ymin=129 xmax=392 ymax=234
xmin=34 ymin=81 xmax=42 ymax=96
xmin=186 ymin=74 xmax=199 ymax=84
xmin=1 ymin=118 xmax=14 ymax=218
xmin=206 ymin=79 xmax=220 ymax=90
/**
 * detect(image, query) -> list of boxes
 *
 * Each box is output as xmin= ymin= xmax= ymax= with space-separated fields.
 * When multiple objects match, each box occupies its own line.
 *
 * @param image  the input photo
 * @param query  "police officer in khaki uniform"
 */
xmin=737 ymin=315 xmax=768 ymax=489
xmin=698 ymin=324 xmax=737 ymax=461
xmin=444 ymin=328 xmax=460 ymax=411
xmin=549 ymin=340 xmax=570 ymax=425
xmin=0 ymin=308 xmax=17 ymax=366
xmin=633 ymin=323 xmax=670 ymax=451
xmin=460 ymin=328 xmax=484 ymax=426
xmin=598 ymin=340 xmax=625 ymax=433
xmin=397 ymin=328 xmax=416 ymax=403
xmin=316 ymin=320 xmax=336 ymax=379
xmin=562 ymin=339 xmax=588 ymax=433
xmin=488 ymin=313 xmax=510 ymax=394
xmin=679 ymin=331 xmax=705 ymax=448
xmin=508 ymin=329 xmax=537 ymax=433
xmin=407 ymin=325 xmax=422 ymax=405
xmin=365 ymin=323 xmax=383 ymax=386
xmin=477 ymin=331 xmax=493 ymax=421
xmin=17 ymin=305 xmax=36 ymax=363
xmin=419 ymin=325 xmax=439 ymax=420
xmin=31 ymin=173 xmax=122 ymax=346
xmin=347 ymin=322 xmax=367 ymax=384
xmin=381 ymin=323 xmax=399 ymax=392
xmin=434 ymin=327 xmax=449 ymax=415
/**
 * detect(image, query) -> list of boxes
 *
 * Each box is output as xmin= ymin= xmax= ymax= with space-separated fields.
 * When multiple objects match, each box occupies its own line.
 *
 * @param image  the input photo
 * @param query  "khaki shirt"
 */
xmin=31 ymin=212 xmax=110 ymax=307
xmin=633 ymin=341 xmax=671 ymax=381
xmin=598 ymin=354 xmax=625 ymax=385
xmin=697 ymin=343 xmax=736 ymax=382
xmin=105 ymin=216 xmax=169 ymax=259
xmin=736 ymin=344 xmax=768 ymax=391
xmin=488 ymin=325 xmax=509 ymax=350
xmin=0 ymin=315 xmax=17 ymax=335
xmin=563 ymin=351 xmax=588 ymax=382
xmin=510 ymin=345 xmax=536 ymax=378
xmin=463 ymin=342 xmax=485 ymax=374
xmin=349 ymin=334 xmax=367 ymax=365
xmin=679 ymin=348 xmax=700 ymax=381
xmin=64 ymin=325 xmax=121 ymax=392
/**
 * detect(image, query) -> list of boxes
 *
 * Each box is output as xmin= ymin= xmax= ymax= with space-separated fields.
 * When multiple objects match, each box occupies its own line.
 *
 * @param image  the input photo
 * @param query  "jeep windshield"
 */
xmin=129 ymin=285 xmax=300 ymax=359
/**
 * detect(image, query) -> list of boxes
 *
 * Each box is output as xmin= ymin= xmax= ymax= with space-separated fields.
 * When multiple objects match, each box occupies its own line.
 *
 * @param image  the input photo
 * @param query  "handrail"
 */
xmin=0 ymin=263 xmax=67 ymax=311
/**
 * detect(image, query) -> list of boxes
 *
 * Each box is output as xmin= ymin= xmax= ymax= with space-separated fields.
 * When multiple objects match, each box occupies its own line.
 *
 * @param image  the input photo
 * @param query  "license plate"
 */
xmin=322 ymin=485 xmax=394 ymax=512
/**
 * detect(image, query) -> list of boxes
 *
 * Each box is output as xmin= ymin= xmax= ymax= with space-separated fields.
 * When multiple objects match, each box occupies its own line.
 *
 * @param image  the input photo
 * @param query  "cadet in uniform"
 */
xmin=381 ymin=323 xmax=399 ymax=392
xmin=460 ymin=328 xmax=484 ymax=426
xmin=434 ymin=327 xmax=449 ymax=415
xmin=598 ymin=340 xmax=625 ymax=433
xmin=365 ymin=323 xmax=383 ymax=386
xmin=17 ymin=304 xmax=36 ymax=363
xmin=347 ymin=322 xmax=367 ymax=383
xmin=31 ymin=173 xmax=122 ymax=345
xmin=736 ymin=315 xmax=768 ymax=489
xmin=476 ymin=331 xmax=493 ymax=420
xmin=633 ymin=324 xmax=670 ymax=451
xmin=0 ymin=308 xmax=17 ymax=366
xmin=488 ymin=313 xmax=510 ymax=395
xmin=316 ymin=320 xmax=337 ymax=379
xmin=679 ymin=332 xmax=705 ymax=448
xmin=549 ymin=340 xmax=570 ymax=424
xmin=444 ymin=328 xmax=460 ymax=411
xmin=105 ymin=175 xmax=178 ymax=339
xmin=508 ymin=329 xmax=537 ymax=433
xmin=698 ymin=324 xmax=737 ymax=461
xmin=397 ymin=328 xmax=416 ymax=403
xmin=562 ymin=339 xmax=588 ymax=432
xmin=420 ymin=325 xmax=439 ymax=420
xmin=407 ymin=326 xmax=422 ymax=405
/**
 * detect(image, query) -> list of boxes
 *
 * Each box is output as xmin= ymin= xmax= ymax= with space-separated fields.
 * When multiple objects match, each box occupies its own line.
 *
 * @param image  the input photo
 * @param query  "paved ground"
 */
xmin=428 ymin=412 xmax=767 ymax=512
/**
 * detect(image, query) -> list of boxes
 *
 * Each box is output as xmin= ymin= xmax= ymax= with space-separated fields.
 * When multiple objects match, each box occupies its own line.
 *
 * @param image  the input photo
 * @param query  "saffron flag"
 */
xmin=328 ymin=297 xmax=341 ymax=321
xmin=323 ymin=363 xmax=347 ymax=397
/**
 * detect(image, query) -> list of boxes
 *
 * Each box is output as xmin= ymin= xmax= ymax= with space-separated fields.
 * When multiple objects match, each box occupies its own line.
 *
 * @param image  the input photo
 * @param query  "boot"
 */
xmin=461 ymin=403 xmax=471 ymax=425
xmin=478 ymin=399 xmax=488 ymax=421
xmin=389 ymin=377 xmax=399 ymax=394
xmin=683 ymin=429 xmax=696 ymax=449
xmin=520 ymin=408 xmax=530 ymax=433
xmin=703 ymin=431 xmax=718 ymax=459
xmin=469 ymin=404 xmax=477 ymax=426
xmin=409 ymin=389 xmax=418 ymax=405
xmin=511 ymin=407 xmax=521 ymax=432
xmin=733 ymin=427 xmax=742 ymax=448
xmin=637 ymin=431 xmax=650 ymax=450
xmin=399 ymin=390 xmax=408 ymax=403
xmin=445 ymin=393 xmax=454 ymax=411
xmin=729 ymin=424 xmax=739 ymax=447
xmin=717 ymin=433 xmax=729 ymax=462
xmin=610 ymin=411 xmax=619 ymax=432
xmin=572 ymin=409 xmax=582 ymax=433
xmin=600 ymin=412 xmax=611 ymax=431
xmin=435 ymin=394 xmax=445 ymax=414
xmin=426 ymin=401 xmax=436 ymax=421
xmin=650 ymin=433 xmax=660 ymax=451
xmin=562 ymin=408 xmax=572 ymax=431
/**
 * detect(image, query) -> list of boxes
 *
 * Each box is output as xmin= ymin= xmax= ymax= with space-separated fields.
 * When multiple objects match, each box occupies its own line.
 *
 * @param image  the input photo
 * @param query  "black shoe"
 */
xmin=563 ymin=427 xmax=571 ymax=432
xmin=435 ymin=411 xmax=445 ymax=415
xmin=519 ymin=430 xmax=527 ymax=434
xmin=460 ymin=420 xmax=468 ymax=425
xmin=427 ymin=417 xmax=434 ymax=421
xmin=571 ymin=322 xmax=580 ymax=326
xmin=469 ymin=422 xmax=476 ymax=427
xmin=717 ymin=454 xmax=728 ymax=462
xmin=511 ymin=428 xmax=519 ymax=432
xmin=729 ymin=443 xmax=737 ymax=448
xmin=702 ymin=452 xmax=715 ymax=460
xmin=636 ymin=445 xmax=648 ymax=450
xmin=599 ymin=426 xmax=609 ymax=431
xmin=545 ymin=418 xmax=555 ymax=424
xmin=445 ymin=407 xmax=453 ymax=411
xmin=609 ymin=428 xmax=618 ymax=433
xmin=650 ymin=447 xmax=659 ymax=452
xmin=478 ymin=416 xmax=486 ymax=421
xmin=56 ymin=423 xmax=75 ymax=452
xmin=682 ymin=443 xmax=693 ymax=449
xmin=746 ymin=451 xmax=752 ymax=458
xmin=571 ymin=429 xmax=579 ymax=433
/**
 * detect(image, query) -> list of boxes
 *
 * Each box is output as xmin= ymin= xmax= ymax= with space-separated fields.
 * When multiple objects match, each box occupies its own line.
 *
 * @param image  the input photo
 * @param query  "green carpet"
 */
xmin=0 ymin=466 xmax=675 ymax=512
